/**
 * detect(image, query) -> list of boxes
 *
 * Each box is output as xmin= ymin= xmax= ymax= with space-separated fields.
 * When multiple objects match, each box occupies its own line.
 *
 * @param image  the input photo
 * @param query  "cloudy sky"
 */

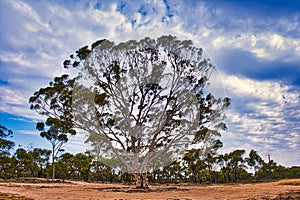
xmin=0 ymin=0 xmax=299 ymax=167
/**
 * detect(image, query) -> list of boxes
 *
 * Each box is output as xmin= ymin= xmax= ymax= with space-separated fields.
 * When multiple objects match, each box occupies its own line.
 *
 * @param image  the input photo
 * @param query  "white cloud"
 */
xmin=10 ymin=0 xmax=46 ymax=29
xmin=219 ymin=73 xmax=300 ymax=165
xmin=209 ymin=32 xmax=300 ymax=62
xmin=223 ymin=75 xmax=290 ymax=103
xmin=269 ymin=34 xmax=284 ymax=49
xmin=0 ymin=86 xmax=45 ymax=120
xmin=17 ymin=129 xmax=39 ymax=136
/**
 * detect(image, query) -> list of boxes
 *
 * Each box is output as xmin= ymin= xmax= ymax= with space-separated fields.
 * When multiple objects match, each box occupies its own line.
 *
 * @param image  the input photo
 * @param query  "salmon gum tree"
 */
xmin=34 ymin=35 xmax=230 ymax=188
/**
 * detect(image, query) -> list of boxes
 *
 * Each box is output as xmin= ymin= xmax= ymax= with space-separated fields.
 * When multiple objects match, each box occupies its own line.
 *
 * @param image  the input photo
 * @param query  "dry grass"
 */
xmin=278 ymin=179 xmax=300 ymax=186
xmin=0 ymin=192 xmax=34 ymax=200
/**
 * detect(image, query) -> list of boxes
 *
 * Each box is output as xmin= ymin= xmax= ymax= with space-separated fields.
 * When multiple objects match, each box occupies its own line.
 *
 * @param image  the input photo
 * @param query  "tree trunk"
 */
xmin=208 ymin=164 xmax=212 ymax=183
xmin=39 ymin=164 xmax=43 ymax=178
xmin=134 ymin=172 xmax=149 ymax=188
xmin=52 ymin=146 xmax=55 ymax=181
xmin=52 ymin=161 xmax=55 ymax=181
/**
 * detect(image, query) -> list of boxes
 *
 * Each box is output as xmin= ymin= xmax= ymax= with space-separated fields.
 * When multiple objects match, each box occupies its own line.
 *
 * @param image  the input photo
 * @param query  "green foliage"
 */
xmin=245 ymin=149 xmax=264 ymax=175
xmin=29 ymin=74 xmax=75 ymax=129
xmin=0 ymin=130 xmax=299 ymax=183
xmin=72 ymin=152 xmax=92 ymax=181
xmin=76 ymin=45 xmax=92 ymax=60
xmin=36 ymin=119 xmax=72 ymax=180
xmin=0 ymin=125 xmax=16 ymax=179
xmin=29 ymin=74 xmax=76 ymax=180
xmin=0 ymin=124 xmax=15 ymax=156
xmin=29 ymin=74 xmax=76 ymax=152
xmin=0 ymin=146 xmax=51 ymax=179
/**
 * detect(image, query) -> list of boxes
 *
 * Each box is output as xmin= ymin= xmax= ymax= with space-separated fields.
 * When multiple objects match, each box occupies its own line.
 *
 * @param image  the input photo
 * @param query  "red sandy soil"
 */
xmin=0 ymin=179 xmax=299 ymax=200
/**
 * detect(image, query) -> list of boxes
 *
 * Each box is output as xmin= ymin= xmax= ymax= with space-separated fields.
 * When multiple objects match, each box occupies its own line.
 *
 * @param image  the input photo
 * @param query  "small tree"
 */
xmin=245 ymin=149 xmax=264 ymax=176
xmin=36 ymin=119 xmax=75 ymax=181
xmin=227 ymin=149 xmax=246 ymax=182
xmin=0 ymin=124 xmax=15 ymax=156
xmin=15 ymin=148 xmax=37 ymax=177
xmin=0 ymin=124 xmax=15 ymax=178
xmin=0 ymin=124 xmax=15 ymax=179
xmin=183 ymin=148 xmax=203 ymax=182
xmin=72 ymin=152 xmax=92 ymax=181
xmin=56 ymin=152 xmax=75 ymax=181
xmin=30 ymin=75 xmax=76 ymax=181
xmin=31 ymin=148 xmax=51 ymax=178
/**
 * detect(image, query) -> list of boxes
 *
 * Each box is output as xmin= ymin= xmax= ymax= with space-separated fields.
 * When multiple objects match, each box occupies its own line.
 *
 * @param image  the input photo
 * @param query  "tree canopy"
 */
xmin=29 ymin=74 xmax=76 ymax=180
xmin=0 ymin=124 xmax=15 ymax=156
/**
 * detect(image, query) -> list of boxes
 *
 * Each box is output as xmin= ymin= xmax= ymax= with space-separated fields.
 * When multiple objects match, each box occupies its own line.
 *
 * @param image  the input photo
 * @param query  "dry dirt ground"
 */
xmin=0 ymin=179 xmax=299 ymax=200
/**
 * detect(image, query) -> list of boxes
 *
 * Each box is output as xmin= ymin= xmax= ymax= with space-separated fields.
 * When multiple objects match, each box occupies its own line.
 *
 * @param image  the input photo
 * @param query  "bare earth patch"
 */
xmin=0 ymin=179 xmax=299 ymax=200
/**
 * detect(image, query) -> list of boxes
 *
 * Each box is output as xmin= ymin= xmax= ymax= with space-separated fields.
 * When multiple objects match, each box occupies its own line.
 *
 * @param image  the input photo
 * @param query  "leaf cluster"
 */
xmin=0 ymin=124 xmax=15 ymax=154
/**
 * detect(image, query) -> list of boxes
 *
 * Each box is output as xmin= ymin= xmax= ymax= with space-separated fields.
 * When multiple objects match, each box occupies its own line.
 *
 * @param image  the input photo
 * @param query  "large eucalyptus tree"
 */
xmin=31 ymin=35 xmax=230 ymax=188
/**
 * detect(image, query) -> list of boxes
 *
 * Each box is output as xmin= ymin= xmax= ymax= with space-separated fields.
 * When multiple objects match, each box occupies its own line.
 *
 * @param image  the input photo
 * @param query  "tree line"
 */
xmin=1 ymin=124 xmax=299 ymax=183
